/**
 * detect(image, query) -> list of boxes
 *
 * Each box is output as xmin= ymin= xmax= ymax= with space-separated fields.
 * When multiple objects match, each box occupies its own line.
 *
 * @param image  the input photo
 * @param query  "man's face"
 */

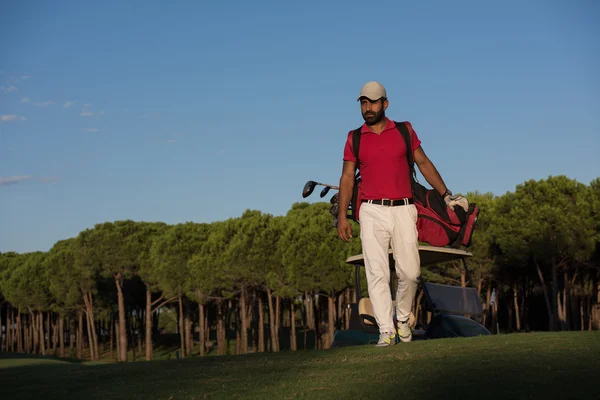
xmin=360 ymin=97 xmax=388 ymax=125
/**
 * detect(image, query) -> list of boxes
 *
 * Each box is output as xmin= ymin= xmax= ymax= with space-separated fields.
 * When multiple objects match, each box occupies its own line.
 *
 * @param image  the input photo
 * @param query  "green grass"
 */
xmin=1 ymin=331 xmax=599 ymax=400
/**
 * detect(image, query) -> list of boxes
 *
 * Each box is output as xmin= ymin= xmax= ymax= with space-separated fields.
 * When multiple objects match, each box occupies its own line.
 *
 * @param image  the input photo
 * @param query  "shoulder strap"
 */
xmin=352 ymin=128 xmax=362 ymax=170
xmin=395 ymin=121 xmax=417 ymax=184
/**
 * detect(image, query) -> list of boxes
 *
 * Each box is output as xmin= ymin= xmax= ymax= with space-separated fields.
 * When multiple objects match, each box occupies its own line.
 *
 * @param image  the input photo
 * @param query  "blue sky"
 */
xmin=1 ymin=0 xmax=598 ymax=253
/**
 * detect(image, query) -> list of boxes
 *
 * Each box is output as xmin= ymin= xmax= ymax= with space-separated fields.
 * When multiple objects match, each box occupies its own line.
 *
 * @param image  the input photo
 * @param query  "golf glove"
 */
xmin=444 ymin=192 xmax=469 ymax=212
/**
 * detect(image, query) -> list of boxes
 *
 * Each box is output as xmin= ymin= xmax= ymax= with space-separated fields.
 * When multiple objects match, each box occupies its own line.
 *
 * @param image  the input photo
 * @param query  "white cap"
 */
xmin=357 ymin=81 xmax=387 ymax=101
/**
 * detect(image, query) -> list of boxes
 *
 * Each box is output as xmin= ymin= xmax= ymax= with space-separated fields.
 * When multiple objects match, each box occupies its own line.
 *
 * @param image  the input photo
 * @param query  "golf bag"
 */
xmin=346 ymin=121 xmax=479 ymax=248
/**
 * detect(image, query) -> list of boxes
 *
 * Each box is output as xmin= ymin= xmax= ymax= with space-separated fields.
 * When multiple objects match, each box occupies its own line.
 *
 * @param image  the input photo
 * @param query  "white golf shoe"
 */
xmin=397 ymin=319 xmax=412 ymax=342
xmin=375 ymin=332 xmax=397 ymax=347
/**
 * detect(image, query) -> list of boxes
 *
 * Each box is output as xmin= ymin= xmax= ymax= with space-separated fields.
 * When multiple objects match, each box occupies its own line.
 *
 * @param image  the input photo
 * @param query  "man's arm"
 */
xmin=338 ymin=160 xmax=356 ymax=219
xmin=337 ymin=160 xmax=355 ymax=241
xmin=413 ymin=146 xmax=448 ymax=196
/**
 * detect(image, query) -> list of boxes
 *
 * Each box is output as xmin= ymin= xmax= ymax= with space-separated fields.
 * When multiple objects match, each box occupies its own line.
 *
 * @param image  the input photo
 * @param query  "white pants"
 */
xmin=359 ymin=202 xmax=421 ymax=334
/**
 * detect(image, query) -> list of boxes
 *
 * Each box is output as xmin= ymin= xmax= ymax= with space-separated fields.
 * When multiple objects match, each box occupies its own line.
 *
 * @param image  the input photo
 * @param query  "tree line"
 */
xmin=0 ymin=175 xmax=599 ymax=362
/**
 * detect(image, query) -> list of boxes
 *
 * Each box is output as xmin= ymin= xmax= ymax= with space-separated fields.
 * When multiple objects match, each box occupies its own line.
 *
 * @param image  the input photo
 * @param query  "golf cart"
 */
xmin=331 ymin=245 xmax=490 ymax=347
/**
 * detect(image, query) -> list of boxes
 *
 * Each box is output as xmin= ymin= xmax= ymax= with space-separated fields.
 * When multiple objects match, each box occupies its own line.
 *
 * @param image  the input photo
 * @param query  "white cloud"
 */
xmin=1 ymin=85 xmax=17 ymax=93
xmin=32 ymin=100 xmax=54 ymax=107
xmin=1 ymin=114 xmax=27 ymax=122
xmin=21 ymin=75 xmax=31 ymax=80
xmin=63 ymin=101 xmax=75 ymax=108
xmin=20 ymin=97 xmax=30 ymax=103
xmin=0 ymin=175 xmax=32 ymax=186
xmin=84 ymin=128 xmax=99 ymax=133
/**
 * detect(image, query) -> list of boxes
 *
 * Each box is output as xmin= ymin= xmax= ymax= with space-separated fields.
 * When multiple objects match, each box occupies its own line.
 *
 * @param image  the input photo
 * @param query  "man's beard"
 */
xmin=362 ymin=110 xmax=385 ymax=125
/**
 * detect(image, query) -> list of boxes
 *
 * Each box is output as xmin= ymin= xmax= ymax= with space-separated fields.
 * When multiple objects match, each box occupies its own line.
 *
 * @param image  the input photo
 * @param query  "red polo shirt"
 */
xmin=343 ymin=118 xmax=421 ymax=200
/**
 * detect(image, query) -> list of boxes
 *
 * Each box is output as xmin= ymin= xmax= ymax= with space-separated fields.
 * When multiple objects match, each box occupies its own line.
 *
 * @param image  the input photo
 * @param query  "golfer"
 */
xmin=336 ymin=81 xmax=468 ymax=346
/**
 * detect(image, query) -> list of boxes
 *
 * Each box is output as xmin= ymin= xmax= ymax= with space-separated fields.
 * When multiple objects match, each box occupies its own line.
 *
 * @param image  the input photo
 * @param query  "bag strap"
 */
xmin=352 ymin=128 xmax=362 ymax=171
xmin=395 ymin=121 xmax=417 ymax=184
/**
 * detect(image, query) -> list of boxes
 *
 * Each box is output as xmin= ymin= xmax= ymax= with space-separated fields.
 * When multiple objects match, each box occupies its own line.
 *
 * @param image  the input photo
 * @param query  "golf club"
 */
xmin=302 ymin=180 xmax=339 ymax=198
xmin=330 ymin=192 xmax=339 ymax=204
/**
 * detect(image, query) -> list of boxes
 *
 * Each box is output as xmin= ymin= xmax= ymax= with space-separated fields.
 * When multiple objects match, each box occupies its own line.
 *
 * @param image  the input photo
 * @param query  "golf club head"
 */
xmin=320 ymin=186 xmax=331 ymax=198
xmin=329 ymin=202 xmax=339 ymax=217
xmin=330 ymin=192 xmax=339 ymax=204
xmin=302 ymin=181 xmax=317 ymax=198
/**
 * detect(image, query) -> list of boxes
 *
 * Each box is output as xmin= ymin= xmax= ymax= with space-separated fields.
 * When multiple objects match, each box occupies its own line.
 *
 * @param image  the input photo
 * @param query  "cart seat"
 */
xmin=358 ymin=297 xmax=416 ymax=328
xmin=423 ymin=282 xmax=483 ymax=317
xmin=359 ymin=298 xmax=377 ymax=326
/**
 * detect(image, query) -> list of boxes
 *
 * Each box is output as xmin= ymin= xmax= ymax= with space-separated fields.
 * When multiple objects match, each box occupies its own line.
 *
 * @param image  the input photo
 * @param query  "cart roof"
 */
xmin=346 ymin=245 xmax=472 ymax=267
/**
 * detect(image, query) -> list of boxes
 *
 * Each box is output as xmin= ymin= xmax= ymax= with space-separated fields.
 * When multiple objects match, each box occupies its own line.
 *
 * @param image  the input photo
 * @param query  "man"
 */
xmin=337 ymin=81 xmax=468 ymax=346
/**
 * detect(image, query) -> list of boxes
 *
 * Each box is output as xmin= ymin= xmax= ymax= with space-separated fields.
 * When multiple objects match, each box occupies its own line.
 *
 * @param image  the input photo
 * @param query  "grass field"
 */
xmin=1 ymin=331 xmax=599 ymax=400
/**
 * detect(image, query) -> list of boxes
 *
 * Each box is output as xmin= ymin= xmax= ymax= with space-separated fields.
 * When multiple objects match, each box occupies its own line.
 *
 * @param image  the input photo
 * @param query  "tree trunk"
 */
xmin=82 ymin=291 xmax=99 ymax=361
xmin=185 ymin=313 xmax=192 ymax=356
xmin=563 ymin=270 xmax=570 ymax=330
xmin=198 ymin=303 xmax=205 ymax=357
xmin=40 ymin=312 xmax=47 ymax=355
xmin=588 ymin=296 xmax=593 ymax=331
xmin=145 ymin=288 xmax=152 ymax=361
xmin=305 ymin=291 xmax=315 ymax=330
xmin=328 ymin=295 xmax=335 ymax=348
xmin=534 ymin=259 xmax=554 ymax=331
xmin=69 ymin=318 xmax=74 ymax=353
xmin=137 ymin=317 xmax=143 ymax=356
xmin=46 ymin=312 xmax=52 ymax=352
xmin=77 ymin=310 xmax=83 ymax=359
xmin=52 ymin=319 xmax=58 ymax=355
xmin=513 ymin=285 xmax=521 ymax=332
xmin=109 ymin=317 xmax=114 ymax=360
xmin=580 ymin=297 xmax=585 ymax=331
xmin=290 ymin=299 xmax=297 ymax=351
xmin=506 ymin=297 xmax=513 ymax=333
xmin=240 ymin=286 xmax=248 ymax=354
xmin=217 ymin=300 xmax=226 ymax=355
xmin=23 ymin=317 xmax=29 ymax=353
xmin=258 ymin=294 xmax=265 ymax=353
xmin=30 ymin=311 xmax=38 ymax=354
xmin=521 ymin=276 xmax=529 ymax=331
xmin=484 ymin=285 xmax=491 ymax=328
xmin=557 ymin=289 xmax=565 ymax=331
xmin=178 ymin=296 xmax=185 ymax=358
xmin=5 ymin=307 xmax=10 ymax=352
xmin=275 ymin=296 xmax=281 ymax=351
xmin=235 ymin=321 xmax=241 ymax=355
xmin=59 ymin=316 xmax=65 ymax=357
xmin=115 ymin=319 xmax=121 ymax=361
xmin=551 ymin=259 xmax=559 ymax=331
xmin=491 ymin=292 xmax=498 ymax=334
xmin=114 ymin=274 xmax=128 ymax=362
xmin=84 ymin=310 xmax=95 ymax=360
xmin=267 ymin=288 xmax=278 ymax=352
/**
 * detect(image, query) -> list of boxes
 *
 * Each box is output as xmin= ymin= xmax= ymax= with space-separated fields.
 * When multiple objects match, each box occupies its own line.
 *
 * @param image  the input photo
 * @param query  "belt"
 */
xmin=362 ymin=198 xmax=414 ymax=206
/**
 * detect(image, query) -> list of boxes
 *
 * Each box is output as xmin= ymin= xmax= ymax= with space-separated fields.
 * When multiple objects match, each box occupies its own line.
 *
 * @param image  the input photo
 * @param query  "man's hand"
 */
xmin=337 ymin=217 xmax=353 ymax=242
xmin=444 ymin=194 xmax=469 ymax=212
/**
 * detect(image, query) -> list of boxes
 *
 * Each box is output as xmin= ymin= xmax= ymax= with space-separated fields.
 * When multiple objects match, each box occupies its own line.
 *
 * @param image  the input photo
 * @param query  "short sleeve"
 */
xmin=343 ymin=131 xmax=356 ymax=162
xmin=404 ymin=121 xmax=422 ymax=152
